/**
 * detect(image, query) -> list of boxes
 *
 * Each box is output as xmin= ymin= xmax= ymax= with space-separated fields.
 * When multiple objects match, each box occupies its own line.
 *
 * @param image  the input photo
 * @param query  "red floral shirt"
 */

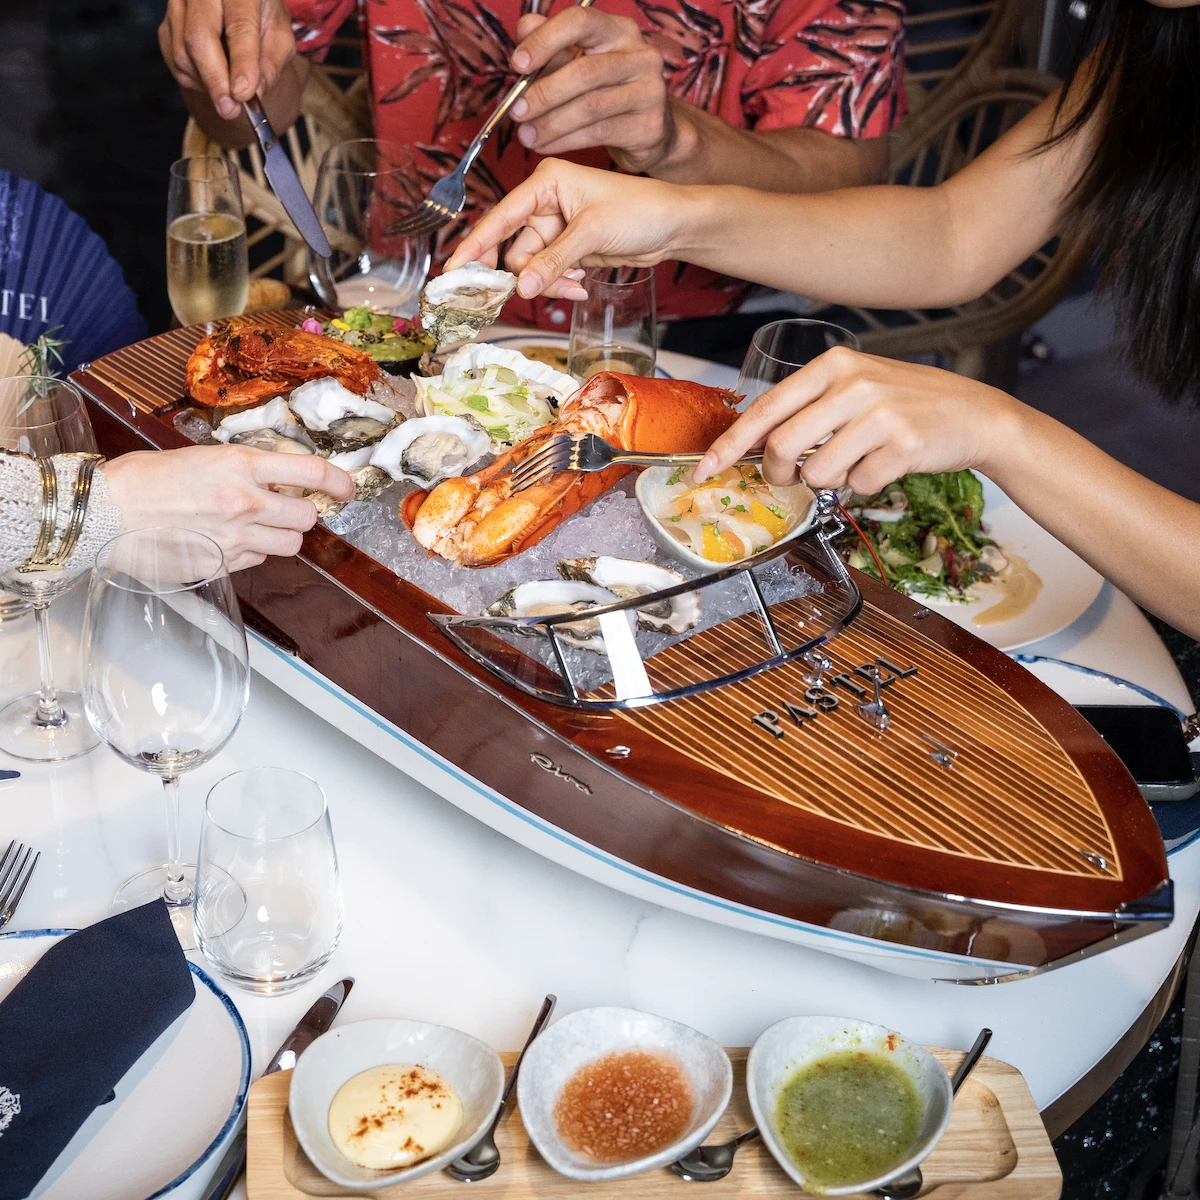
xmin=290 ymin=0 xmax=905 ymax=328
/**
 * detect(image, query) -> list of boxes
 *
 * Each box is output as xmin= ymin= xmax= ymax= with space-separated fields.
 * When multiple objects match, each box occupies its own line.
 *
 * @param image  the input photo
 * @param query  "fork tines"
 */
xmin=388 ymin=201 xmax=455 ymax=239
xmin=0 ymin=839 xmax=39 ymax=930
xmin=509 ymin=434 xmax=583 ymax=493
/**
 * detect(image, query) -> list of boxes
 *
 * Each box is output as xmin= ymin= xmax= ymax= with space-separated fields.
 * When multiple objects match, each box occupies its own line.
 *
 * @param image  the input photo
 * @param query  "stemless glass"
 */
xmin=196 ymin=768 xmax=343 ymax=994
xmin=82 ymin=528 xmax=249 ymax=948
xmin=313 ymin=139 xmax=430 ymax=313
xmin=569 ymin=266 xmax=657 ymax=381
xmin=0 ymin=375 xmax=101 ymax=762
xmin=166 ymin=155 xmax=250 ymax=326
xmin=736 ymin=318 xmax=860 ymax=407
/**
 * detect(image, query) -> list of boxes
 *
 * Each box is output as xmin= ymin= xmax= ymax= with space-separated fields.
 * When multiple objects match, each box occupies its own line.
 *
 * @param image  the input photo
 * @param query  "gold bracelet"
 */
xmin=15 ymin=454 xmax=58 ymax=574
xmin=48 ymin=454 xmax=104 ymax=569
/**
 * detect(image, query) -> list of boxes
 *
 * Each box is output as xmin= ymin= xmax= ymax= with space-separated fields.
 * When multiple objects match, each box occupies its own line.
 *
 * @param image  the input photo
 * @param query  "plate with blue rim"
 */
xmin=0 ymin=928 xmax=250 ymax=1200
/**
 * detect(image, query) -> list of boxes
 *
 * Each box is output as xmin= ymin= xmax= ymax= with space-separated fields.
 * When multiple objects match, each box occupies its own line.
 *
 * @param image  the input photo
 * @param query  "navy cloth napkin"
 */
xmin=0 ymin=901 xmax=194 ymax=1200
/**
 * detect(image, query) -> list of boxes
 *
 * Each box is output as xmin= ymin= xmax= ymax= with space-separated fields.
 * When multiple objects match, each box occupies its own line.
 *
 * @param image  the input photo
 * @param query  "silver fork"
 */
xmin=0 ymin=840 xmax=39 ymax=931
xmin=507 ymin=432 xmax=826 ymax=494
xmin=388 ymin=0 xmax=596 ymax=239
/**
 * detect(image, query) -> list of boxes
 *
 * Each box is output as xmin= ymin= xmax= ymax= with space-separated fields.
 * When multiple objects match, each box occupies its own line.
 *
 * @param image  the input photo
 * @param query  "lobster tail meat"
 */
xmin=405 ymin=373 xmax=740 ymax=568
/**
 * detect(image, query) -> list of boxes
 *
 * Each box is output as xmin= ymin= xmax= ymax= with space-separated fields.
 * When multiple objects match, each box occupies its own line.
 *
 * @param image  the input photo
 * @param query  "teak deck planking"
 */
xmin=244 ymin=1049 xmax=1062 ymax=1199
xmin=73 ymin=316 xmax=1171 ymax=978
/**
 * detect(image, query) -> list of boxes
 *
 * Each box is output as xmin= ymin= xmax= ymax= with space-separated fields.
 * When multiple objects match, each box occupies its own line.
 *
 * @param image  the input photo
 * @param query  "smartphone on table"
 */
xmin=1074 ymin=705 xmax=1198 ymax=802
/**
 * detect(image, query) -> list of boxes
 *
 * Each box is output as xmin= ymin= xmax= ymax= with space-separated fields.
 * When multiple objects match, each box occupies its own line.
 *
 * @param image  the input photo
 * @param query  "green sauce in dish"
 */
xmin=774 ymin=1050 xmax=921 ymax=1190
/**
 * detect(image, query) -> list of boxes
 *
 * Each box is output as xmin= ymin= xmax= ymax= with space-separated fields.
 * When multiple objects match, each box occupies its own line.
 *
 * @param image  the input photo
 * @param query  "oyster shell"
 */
xmin=558 ymin=556 xmax=700 ymax=634
xmin=485 ymin=579 xmax=635 ymax=652
xmin=312 ymin=446 xmax=393 ymax=517
xmin=289 ymin=377 xmax=397 ymax=449
xmin=369 ymin=415 xmax=491 ymax=486
xmin=419 ymin=262 xmax=517 ymax=347
xmin=213 ymin=396 xmax=317 ymax=454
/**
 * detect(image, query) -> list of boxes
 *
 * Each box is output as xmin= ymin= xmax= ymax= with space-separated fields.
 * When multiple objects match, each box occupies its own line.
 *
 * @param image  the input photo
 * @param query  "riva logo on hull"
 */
xmin=530 ymin=753 xmax=592 ymax=794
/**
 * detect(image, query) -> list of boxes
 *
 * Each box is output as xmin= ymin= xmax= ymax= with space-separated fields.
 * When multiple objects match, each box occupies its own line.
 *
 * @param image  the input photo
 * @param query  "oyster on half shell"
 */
xmin=213 ymin=396 xmax=317 ymax=454
xmin=485 ymin=580 xmax=636 ymax=652
xmin=311 ymin=446 xmax=393 ymax=517
xmin=557 ymin=556 xmax=700 ymax=634
xmin=369 ymin=415 xmax=491 ymax=486
xmin=419 ymin=262 xmax=517 ymax=347
xmin=289 ymin=377 xmax=398 ymax=449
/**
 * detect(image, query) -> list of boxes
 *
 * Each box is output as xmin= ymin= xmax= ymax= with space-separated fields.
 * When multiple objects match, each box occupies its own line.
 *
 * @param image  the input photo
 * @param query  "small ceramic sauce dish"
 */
xmin=517 ymin=1006 xmax=732 ymax=1182
xmin=289 ymin=1018 xmax=505 ymax=1190
xmin=747 ymin=1015 xmax=953 ymax=1196
xmin=635 ymin=466 xmax=816 ymax=574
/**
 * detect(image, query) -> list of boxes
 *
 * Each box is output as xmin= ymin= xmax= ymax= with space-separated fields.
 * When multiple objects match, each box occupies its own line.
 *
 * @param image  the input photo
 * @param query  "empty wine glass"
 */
xmin=568 ymin=266 xmax=657 ymax=381
xmin=0 ymin=375 xmax=101 ymax=762
xmin=82 ymin=527 xmax=249 ymax=948
xmin=736 ymin=318 xmax=860 ymax=408
xmin=313 ymin=139 xmax=430 ymax=312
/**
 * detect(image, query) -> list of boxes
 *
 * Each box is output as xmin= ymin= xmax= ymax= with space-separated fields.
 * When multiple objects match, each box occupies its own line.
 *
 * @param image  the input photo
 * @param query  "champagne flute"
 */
xmin=569 ymin=266 xmax=657 ymax=381
xmin=736 ymin=318 xmax=860 ymax=407
xmin=82 ymin=528 xmax=249 ymax=948
xmin=0 ymin=375 xmax=101 ymax=762
xmin=167 ymin=155 xmax=250 ymax=326
xmin=313 ymin=139 xmax=431 ymax=312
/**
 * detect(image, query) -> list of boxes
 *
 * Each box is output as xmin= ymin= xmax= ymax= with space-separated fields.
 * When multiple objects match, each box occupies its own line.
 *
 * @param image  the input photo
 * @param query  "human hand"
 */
xmin=509 ymin=8 xmax=675 ymax=172
xmin=696 ymin=350 xmax=1020 ymax=493
xmin=159 ymin=0 xmax=296 ymax=120
xmin=101 ymin=445 xmax=354 ymax=573
xmin=447 ymin=158 xmax=692 ymax=299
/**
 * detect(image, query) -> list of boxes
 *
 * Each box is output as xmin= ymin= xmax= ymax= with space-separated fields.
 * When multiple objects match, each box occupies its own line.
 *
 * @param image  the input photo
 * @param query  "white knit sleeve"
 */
xmin=0 ymin=454 xmax=123 ymax=574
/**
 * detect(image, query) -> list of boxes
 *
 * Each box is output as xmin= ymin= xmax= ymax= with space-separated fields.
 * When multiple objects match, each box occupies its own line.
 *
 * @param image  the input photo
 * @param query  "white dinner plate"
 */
xmin=923 ymin=477 xmax=1104 ymax=651
xmin=483 ymin=330 xmax=674 ymax=378
xmin=0 ymin=929 xmax=250 ymax=1200
xmin=1013 ymin=654 xmax=1183 ymax=715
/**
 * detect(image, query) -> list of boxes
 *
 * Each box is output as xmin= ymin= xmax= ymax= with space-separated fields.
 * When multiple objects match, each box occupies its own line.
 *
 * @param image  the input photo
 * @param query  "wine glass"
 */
xmin=736 ymin=318 xmax=860 ymax=407
xmin=166 ymin=155 xmax=250 ymax=326
xmin=569 ymin=266 xmax=657 ymax=380
xmin=313 ymin=139 xmax=431 ymax=313
xmin=82 ymin=527 xmax=249 ymax=948
xmin=0 ymin=375 xmax=101 ymax=762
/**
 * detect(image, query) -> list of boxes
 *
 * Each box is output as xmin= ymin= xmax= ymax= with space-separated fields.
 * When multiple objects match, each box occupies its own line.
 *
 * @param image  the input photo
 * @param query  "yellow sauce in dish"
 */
xmin=972 ymin=554 xmax=1043 ymax=626
xmin=328 ymin=1064 xmax=462 ymax=1170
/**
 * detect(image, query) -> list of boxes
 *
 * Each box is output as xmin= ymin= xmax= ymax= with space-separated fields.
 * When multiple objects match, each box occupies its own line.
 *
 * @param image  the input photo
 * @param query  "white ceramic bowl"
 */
xmin=634 ymin=466 xmax=816 ymax=573
xmin=747 ymin=1016 xmax=953 ymax=1196
xmin=517 ymin=1006 xmax=732 ymax=1181
xmin=289 ymin=1018 xmax=505 ymax=1190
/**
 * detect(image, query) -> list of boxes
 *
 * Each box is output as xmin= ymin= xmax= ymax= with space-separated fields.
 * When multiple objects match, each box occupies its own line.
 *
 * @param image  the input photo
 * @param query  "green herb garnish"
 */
xmin=720 ymin=495 xmax=730 ymax=506
xmin=464 ymin=394 xmax=490 ymax=413
xmin=667 ymin=465 xmax=686 ymax=486
xmin=768 ymin=504 xmax=787 ymax=520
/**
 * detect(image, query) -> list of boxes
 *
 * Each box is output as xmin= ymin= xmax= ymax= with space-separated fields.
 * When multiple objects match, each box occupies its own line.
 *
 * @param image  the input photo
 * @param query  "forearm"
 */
xmin=650 ymin=100 xmax=888 ymax=191
xmin=668 ymin=182 xmax=993 ymax=306
xmin=979 ymin=405 xmax=1200 ymax=639
xmin=181 ymin=53 xmax=309 ymax=148
xmin=0 ymin=455 xmax=122 ymax=574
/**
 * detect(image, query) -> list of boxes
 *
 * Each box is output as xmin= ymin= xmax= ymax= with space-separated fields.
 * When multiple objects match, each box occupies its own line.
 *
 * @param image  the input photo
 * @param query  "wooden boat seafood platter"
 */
xmin=72 ymin=289 xmax=1171 ymax=984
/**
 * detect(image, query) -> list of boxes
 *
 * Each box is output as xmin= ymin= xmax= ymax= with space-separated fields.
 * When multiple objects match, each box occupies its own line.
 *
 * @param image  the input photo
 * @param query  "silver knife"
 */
xmin=201 ymin=977 xmax=354 ymax=1200
xmin=243 ymin=98 xmax=332 ymax=259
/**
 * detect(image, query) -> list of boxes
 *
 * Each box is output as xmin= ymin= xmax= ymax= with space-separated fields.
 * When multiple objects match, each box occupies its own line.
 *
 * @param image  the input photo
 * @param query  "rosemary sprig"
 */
xmin=16 ymin=327 xmax=70 ymax=412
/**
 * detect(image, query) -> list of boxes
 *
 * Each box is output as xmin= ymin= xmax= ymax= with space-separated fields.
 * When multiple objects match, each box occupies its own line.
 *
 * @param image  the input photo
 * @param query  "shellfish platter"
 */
xmin=73 ymin=287 xmax=1172 ymax=983
xmin=244 ymin=1049 xmax=1061 ymax=1199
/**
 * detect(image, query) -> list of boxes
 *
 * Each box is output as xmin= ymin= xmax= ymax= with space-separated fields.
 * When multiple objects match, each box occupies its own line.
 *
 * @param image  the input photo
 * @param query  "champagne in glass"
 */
xmin=82 ymin=528 xmax=249 ymax=948
xmin=0 ymin=376 xmax=101 ymax=762
xmin=166 ymin=157 xmax=249 ymax=326
xmin=569 ymin=267 xmax=657 ymax=381
xmin=313 ymin=139 xmax=430 ymax=313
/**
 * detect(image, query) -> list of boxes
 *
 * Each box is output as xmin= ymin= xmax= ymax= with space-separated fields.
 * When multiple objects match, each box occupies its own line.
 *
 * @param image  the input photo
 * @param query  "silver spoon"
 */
xmin=871 ymin=1027 xmax=993 ymax=1200
xmin=670 ymin=1125 xmax=762 ymax=1182
xmin=445 ymin=994 xmax=556 ymax=1182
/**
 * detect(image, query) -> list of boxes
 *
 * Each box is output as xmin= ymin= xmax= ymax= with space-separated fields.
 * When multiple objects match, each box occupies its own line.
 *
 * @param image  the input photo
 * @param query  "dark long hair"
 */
xmin=1044 ymin=0 xmax=1200 ymax=403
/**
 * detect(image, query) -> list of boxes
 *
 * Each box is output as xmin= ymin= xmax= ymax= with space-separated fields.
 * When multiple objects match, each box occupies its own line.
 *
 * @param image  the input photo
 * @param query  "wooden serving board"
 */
xmin=246 ymin=1049 xmax=1061 ymax=1199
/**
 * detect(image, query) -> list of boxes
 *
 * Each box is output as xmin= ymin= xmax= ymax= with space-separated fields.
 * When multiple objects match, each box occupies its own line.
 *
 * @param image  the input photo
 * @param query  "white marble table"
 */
xmin=0 ymin=562 xmax=1196 ymax=1200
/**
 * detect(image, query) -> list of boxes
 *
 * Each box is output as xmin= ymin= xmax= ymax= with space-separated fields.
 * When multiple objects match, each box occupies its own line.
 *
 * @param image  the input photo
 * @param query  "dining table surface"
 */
xmin=2 ymin=344 xmax=1199 ymax=1199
